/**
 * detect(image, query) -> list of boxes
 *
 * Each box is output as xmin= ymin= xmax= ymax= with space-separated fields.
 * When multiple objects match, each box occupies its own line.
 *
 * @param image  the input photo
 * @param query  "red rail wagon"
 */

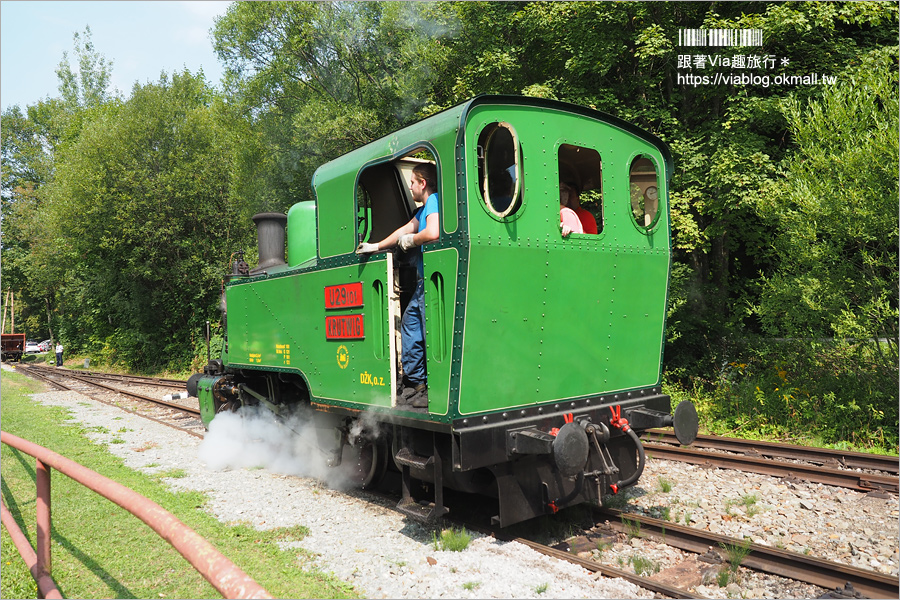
xmin=1 ymin=333 xmax=26 ymax=362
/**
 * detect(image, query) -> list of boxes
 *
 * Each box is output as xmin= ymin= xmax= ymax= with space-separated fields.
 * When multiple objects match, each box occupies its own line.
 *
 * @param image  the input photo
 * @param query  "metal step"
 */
xmin=396 ymin=499 xmax=447 ymax=522
xmin=394 ymin=447 xmax=433 ymax=470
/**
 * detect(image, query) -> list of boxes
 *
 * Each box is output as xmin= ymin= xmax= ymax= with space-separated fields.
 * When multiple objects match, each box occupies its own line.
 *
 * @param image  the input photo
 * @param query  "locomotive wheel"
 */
xmin=215 ymin=399 xmax=240 ymax=414
xmin=341 ymin=439 xmax=388 ymax=490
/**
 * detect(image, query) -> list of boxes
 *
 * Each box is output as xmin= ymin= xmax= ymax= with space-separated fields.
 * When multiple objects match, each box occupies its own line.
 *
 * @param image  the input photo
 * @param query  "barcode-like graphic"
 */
xmin=678 ymin=29 xmax=763 ymax=47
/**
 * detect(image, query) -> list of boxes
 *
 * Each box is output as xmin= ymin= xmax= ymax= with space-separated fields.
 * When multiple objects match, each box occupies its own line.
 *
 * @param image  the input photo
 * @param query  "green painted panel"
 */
xmin=224 ymin=247 xmax=459 ymax=415
xmin=456 ymin=103 xmax=671 ymax=415
xmin=226 ymin=264 xmax=395 ymax=407
xmin=287 ymin=201 xmax=317 ymax=266
xmin=458 ymin=244 xmax=668 ymax=414
xmin=462 ymin=104 xmax=670 ymax=248
xmin=422 ymin=248 xmax=459 ymax=416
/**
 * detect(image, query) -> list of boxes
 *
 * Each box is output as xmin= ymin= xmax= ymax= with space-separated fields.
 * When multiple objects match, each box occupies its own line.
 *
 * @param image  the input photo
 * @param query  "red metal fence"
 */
xmin=1 ymin=431 xmax=273 ymax=599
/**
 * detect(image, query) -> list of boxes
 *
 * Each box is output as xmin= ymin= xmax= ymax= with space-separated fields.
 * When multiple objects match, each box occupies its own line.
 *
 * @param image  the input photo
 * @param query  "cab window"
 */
xmin=356 ymin=149 xmax=436 ymax=243
xmin=558 ymin=144 xmax=603 ymax=234
xmin=629 ymin=156 xmax=659 ymax=229
xmin=477 ymin=122 xmax=521 ymax=217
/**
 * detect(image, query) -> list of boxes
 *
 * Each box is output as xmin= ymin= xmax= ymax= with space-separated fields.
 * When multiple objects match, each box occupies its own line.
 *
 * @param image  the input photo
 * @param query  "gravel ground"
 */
xmin=587 ymin=458 xmax=898 ymax=598
xmin=16 ymin=373 xmax=898 ymax=599
xmin=23 ymin=384 xmax=652 ymax=600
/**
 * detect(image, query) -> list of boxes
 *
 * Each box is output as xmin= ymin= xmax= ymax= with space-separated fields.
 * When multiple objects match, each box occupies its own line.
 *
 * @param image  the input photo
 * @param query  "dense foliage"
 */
xmin=2 ymin=2 xmax=896 ymax=448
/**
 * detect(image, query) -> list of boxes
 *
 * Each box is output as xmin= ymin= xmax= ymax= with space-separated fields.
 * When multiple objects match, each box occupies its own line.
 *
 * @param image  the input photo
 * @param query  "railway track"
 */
xmin=589 ymin=507 xmax=898 ymax=599
xmin=16 ymin=364 xmax=205 ymax=438
xmin=646 ymin=430 xmax=899 ymax=474
xmin=52 ymin=367 xmax=188 ymax=389
xmin=643 ymin=430 xmax=899 ymax=495
xmin=444 ymin=500 xmax=899 ymax=600
xmin=11 ymin=364 xmax=898 ymax=598
xmin=479 ymin=522 xmax=703 ymax=599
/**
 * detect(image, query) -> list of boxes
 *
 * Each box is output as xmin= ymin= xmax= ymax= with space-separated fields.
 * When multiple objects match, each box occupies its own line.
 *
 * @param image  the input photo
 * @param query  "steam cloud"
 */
xmin=198 ymin=405 xmax=360 ymax=489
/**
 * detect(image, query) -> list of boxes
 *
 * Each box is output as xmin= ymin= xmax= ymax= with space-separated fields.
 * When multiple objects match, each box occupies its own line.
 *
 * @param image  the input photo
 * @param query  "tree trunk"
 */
xmin=44 ymin=297 xmax=55 ymax=346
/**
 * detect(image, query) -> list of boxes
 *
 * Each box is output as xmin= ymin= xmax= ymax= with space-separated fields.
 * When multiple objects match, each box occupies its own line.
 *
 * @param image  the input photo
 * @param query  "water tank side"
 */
xmin=287 ymin=202 xmax=318 ymax=267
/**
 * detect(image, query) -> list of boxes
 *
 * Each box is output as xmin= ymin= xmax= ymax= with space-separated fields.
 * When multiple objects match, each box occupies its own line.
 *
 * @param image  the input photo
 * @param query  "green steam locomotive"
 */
xmin=188 ymin=95 xmax=698 ymax=527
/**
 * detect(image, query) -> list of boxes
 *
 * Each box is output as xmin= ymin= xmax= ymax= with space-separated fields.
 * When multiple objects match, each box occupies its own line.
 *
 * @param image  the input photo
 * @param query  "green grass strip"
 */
xmin=0 ymin=371 xmax=358 ymax=599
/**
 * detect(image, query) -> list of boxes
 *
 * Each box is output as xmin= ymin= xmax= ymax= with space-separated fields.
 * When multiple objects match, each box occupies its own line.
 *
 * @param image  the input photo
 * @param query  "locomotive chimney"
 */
xmin=251 ymin=212 xmax=288 ymax=272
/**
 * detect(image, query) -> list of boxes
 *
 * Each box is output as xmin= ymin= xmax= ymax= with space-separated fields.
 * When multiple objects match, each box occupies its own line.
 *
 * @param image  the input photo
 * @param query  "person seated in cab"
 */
xmin=559 ymin=181 xmax=583 ymax=237
xmin=563 ymin=179 xmax=598 ymax=234
xmin=356 ymin=163 xmax=439 ymax=408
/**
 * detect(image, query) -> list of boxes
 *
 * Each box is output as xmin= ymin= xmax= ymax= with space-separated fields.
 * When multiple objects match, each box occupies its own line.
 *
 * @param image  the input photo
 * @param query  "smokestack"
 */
xmin=251 ymin=212 xmax=288 ymax=272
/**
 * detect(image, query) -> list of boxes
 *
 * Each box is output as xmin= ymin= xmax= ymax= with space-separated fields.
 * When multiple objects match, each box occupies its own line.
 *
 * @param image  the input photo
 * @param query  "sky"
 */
xmin=0 ymin=1 xmax=232 ymax=112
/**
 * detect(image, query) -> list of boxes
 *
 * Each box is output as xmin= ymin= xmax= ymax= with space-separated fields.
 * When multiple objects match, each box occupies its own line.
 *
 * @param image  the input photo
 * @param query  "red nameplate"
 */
xmin=325 ymin=314 xmax=364 ymax=340
xmin=324 ymin=282 xmax=363 ymax=309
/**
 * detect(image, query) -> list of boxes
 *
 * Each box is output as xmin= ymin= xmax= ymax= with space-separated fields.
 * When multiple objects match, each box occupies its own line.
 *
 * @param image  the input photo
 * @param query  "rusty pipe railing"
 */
xmin=1 ymin=499 xmax=61 ymax=599
xmin=1 ymin=431 xmax=272 ymax=599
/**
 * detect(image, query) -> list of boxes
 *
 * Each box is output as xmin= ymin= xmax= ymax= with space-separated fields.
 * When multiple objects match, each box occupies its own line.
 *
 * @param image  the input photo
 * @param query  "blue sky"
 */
xmin=1 ymin=1 xmax=231 ymax=112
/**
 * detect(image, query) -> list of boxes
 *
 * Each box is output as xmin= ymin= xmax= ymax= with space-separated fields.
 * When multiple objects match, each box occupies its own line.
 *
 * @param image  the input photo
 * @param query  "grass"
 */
xmin=629 ymin=555 xmax=660 ymax=576
xmin=724 ymin=494 xmax=760 ymax=518
xmin=432 ymin=527 xmax=472 ymax=552
xmin=717 ymin=538 xmax=753 ymax=586
xmin=663 ymin=341 xmax=899 ymax=455
xmin=0 ymin=371 xmax=358 ymax=599
xmin=621 ymin=515 xmax=641 ymax=539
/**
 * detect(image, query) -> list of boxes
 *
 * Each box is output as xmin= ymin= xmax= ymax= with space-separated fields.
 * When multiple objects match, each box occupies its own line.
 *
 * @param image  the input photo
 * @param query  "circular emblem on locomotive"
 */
xmin=336 ymin=344 xmax=350 ymax=369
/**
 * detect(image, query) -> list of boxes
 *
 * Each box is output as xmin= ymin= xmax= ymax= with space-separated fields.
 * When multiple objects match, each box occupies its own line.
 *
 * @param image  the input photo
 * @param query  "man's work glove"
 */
xmin=398 ymin=234 xmax=416 ymax=251
xmin=356 ymin=242 xmax=379 ymax=254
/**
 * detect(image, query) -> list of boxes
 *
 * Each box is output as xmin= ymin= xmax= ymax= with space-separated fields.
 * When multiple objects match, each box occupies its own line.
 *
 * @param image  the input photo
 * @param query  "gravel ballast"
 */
xmin=17 ymin=374 xmax=898 ymax=599
xmin=24 ymin=385 xmax=651 ymax=599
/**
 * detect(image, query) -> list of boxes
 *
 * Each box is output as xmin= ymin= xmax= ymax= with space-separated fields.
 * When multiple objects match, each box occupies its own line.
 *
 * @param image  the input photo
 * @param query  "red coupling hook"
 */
xmin=609 ymin=405 xmax=630 ymax=432
xmin=547 ymin=501 xmax=559 ymax=514
xmin=610 ymin=484 xmax=619 ymax=494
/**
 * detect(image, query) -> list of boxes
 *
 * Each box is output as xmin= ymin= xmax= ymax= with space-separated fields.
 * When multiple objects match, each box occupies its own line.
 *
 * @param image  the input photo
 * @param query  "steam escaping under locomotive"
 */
xmin=188 ymin=95 xmax=698 ymax=527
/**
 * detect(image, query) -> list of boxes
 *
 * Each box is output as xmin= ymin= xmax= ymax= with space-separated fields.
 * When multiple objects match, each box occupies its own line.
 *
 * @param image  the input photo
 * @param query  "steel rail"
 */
xmin=27 ymin=364 xmax=188 ymax=390
xmin=62 ymin=371 xmax=201 ymax=415
xmin=451 ymin=518 xmax=705 ymax=599
xmin=26 ymin=364 xmax=187 ymax=388
xmin=595 ymin=507 xmax=899 ymax=599
xmin=16 ymin=365 xmax=204 ymax=439
xmin=1 ymin=431 xmax=271 ymax=599
xmin=366 ymin=487 xmax=704 ymax=599
xmin=15 ymin=365 xmax=70 ymax=392
xmin=646 ymin=429 xmax=899 ymax=475
xmin=23 ymin=365 xmax=201 ymax=417
xmin=643 ymin=443 xmax=899 ymax=494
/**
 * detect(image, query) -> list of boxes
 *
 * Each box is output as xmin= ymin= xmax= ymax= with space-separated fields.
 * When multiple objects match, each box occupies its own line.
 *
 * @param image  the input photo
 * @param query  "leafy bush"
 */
xmin=667 ymin=337 xmax=898 ymax=453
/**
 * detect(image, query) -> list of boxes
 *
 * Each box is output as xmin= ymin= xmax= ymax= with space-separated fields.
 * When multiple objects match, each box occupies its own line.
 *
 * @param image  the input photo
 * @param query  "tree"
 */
xmin=213 ymin=1 xmax=452 ymax=210
xmin=758 ymin=46 xmax=899 ymax=355
xmin=426 ymin=1 xmax=897 ymax=375
xmin=1 ymin=27 xmax=117 ymax=343
xmin=39 ymin=71 xmax=241 ymax=370
xmin=56 ymin=26 xmax=114 ymax=110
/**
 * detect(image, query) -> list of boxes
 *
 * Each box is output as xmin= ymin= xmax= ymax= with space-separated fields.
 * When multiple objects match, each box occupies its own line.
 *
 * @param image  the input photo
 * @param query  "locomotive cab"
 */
xmin=192 ymin=95 xmax=697 ymax=527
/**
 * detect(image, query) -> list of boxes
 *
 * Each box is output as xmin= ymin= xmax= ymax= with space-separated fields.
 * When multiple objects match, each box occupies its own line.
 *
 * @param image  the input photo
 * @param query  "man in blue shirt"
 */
xmin=356 ymin=163 xmax=439 ymax=408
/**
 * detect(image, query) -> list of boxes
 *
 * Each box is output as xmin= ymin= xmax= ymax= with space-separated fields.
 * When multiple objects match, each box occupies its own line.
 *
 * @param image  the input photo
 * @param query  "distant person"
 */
xmin=55 ymin=343 xmax=63 ymax=367
xmin=559 ymin=182 xmax=583 ymax=237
